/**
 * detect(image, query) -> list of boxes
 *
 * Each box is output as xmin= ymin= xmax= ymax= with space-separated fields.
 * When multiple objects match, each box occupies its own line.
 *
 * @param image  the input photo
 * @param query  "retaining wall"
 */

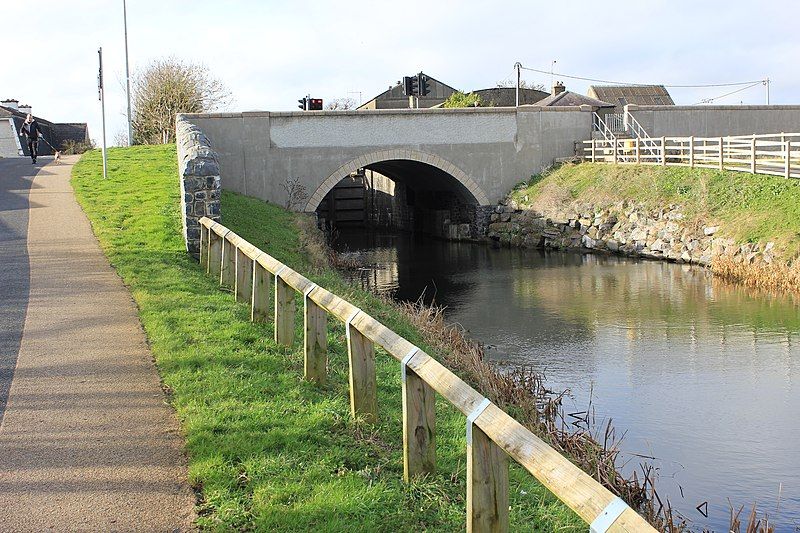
xmin=628 ymin=104 xmax=800 ymax=138
xmin=176 ymin=117 xmax=221 ymax=256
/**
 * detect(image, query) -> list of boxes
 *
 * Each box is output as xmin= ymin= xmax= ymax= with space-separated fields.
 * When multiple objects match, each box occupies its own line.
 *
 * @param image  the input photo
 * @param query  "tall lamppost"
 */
xmin=123 ymin=0 xmax=132 ymax=146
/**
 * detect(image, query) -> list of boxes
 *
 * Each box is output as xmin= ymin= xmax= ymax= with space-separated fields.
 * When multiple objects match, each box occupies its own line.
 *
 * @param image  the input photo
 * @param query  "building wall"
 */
xmin=0 ymin=119 xmax=21 ymax=157
xmin=181 ymin=107 xmax=593 ymax=211
xmin=627 ymin=104 xmax=800 ymax=138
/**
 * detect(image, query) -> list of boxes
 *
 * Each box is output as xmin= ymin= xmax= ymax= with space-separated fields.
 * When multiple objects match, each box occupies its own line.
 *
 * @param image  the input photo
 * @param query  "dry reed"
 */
xmin=712 ymin=256 xmax=800 ymax=295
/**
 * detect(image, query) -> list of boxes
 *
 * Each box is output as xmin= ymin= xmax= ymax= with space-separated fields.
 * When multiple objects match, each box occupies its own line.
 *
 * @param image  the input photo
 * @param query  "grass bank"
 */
xmin=71 ymin=145 xmax=587 ymax=531
xmin=509 ymin=163 xmax=800 ymax=292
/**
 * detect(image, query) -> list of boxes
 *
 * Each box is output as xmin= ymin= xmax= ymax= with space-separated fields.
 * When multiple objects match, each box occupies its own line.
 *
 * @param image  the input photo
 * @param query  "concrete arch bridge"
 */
xmin=182 ymin=107 xmax=591 ymax=237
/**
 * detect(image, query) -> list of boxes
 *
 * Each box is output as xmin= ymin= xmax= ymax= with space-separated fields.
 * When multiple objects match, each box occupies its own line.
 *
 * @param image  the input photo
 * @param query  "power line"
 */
xmin=692 ymin=80 xmax=764 ymax=105
xmin=517 ymin=64 xmax=765 ymax=89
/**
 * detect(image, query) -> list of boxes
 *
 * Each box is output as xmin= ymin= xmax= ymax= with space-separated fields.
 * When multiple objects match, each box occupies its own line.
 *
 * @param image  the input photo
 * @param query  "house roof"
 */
xmin=471 ymin=87 xmax=549 ymax=107
xmin=588 ymin=85 xmax=674 ymax=106
xmin=533 ymin=91 xmax=614 ymax=108
xmin=357 ymin=73 xmax=457 ymax=109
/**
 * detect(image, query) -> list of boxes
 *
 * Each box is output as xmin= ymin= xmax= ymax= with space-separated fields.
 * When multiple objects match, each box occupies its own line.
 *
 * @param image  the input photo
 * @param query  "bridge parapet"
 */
xmin=179 ymin=106 xmax=594 ymax=211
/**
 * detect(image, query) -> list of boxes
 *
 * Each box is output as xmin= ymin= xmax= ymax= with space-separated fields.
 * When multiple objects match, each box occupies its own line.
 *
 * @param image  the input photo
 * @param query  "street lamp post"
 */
xmin=123 ymin=0 xmax=132 ymax=146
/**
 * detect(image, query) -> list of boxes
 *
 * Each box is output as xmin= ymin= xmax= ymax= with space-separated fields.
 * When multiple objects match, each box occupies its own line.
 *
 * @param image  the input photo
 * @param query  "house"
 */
xmin=533 ymin=82 xmax=615 ymax=110
xmin=0 ymin=98 xmax=90 ymax=158
xmin=587 ymin=85 xmax=674 ymax=109
xmin=357 ymin=73 xmax=457 ymax=110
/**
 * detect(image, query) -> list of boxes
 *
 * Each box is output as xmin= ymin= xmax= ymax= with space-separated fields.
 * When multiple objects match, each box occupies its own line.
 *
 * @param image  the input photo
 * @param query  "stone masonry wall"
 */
xmin=176 ymin=117 xmax=221 ymax=257
xmin=487 ymin=200 xmax=777 ymax=267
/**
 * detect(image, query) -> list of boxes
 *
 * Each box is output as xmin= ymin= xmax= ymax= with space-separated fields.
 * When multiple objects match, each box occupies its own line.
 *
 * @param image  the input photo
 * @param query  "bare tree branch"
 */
xmin=131 ymin=57 xmax=232 ymax=144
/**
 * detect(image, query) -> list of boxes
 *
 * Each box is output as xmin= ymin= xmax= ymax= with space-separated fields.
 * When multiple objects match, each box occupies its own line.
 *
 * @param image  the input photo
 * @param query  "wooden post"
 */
xmin=635 ymin=138 xmax=640 ymax=164
xmin=661 ymin=136 xmax=666 ymax=166
xmin=402 ymin=351 xmax=436 ymax=481
xmin=251 ymin=259 xmax=271 ymax=322
xmin=199 ymin=224 xmax=209 ymax=269
xmin=208 ymin=230 xmax=223 ymax=278
xmin=468 ymin=424 xmax=509 ymax=533
xmin=590 ymin=139 xmax=595 ymax=162
xmin=786 ymin=140 xmax=792 ymax=179
xmin=220 ymin=236 xmax=236 ymax=288
xmin=303 ymin=286 xmax=327 ymax=384
xmin=689 ymin=136 xmax=694 ymax=167
xmin=235 ymin=247 xmax=254 ymax=304
xmin=346 ymin=313 xmax=377 ymax=422
xmin=274 ymin=271 xmax=295 ymax=346
xmin=719 ymin=137 xmax=724 ymax=170
xmin=612 ymin=139 xmax=618 ymax=164
xmin=751 ymin=136 xmax=757 ymax=173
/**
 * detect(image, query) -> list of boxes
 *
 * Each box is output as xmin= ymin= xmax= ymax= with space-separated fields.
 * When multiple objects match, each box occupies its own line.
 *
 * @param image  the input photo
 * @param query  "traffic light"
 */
xmin=403 ymin=76 xmax=414 ymax=96
xmin=298 ymin=97 xmax=308 ymax=111
xmin=309 ymin=98 xmax=323 ymax=110
xmin=418 ymin=73 xmax=430 ymax=96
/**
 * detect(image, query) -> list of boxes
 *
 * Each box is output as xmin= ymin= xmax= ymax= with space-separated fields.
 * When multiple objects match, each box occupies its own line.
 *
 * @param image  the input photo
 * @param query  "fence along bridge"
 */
xmin=197 ymin=216 xmax=656 ymax=532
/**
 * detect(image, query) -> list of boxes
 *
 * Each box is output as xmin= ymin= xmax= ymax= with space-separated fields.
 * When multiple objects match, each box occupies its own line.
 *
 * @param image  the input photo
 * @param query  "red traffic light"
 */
xmin=309 ymin=98 xmax=323 ymax=110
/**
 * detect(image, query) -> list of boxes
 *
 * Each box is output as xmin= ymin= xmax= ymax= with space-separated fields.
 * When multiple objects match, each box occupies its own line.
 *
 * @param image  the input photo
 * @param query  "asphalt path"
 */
xmin=0 ymin=156 xmax=195 ymax=530
xmin=0 ymin=157 xmax=42 ymax=426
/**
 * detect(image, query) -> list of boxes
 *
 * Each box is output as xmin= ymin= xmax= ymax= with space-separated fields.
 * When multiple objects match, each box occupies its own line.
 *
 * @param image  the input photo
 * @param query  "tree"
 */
xmin=442 ymin=91 xmax=485 ymax=108
xmin=325 ymin=98 xmax=358 ymax=111
xmin=131 ymin=58 xmax=231 ymax=144
xmin=497 ymin=79 xmax=546 ymax=92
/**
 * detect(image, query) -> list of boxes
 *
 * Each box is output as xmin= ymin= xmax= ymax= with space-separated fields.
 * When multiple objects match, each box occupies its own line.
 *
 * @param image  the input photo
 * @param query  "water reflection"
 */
xmin=333 ymin=229 xmax=800 ymax=532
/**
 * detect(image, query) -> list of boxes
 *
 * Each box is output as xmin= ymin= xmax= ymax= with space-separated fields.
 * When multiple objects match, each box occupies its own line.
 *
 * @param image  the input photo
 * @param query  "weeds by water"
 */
xmin=713 ymin=256 xmax=800 ymax=295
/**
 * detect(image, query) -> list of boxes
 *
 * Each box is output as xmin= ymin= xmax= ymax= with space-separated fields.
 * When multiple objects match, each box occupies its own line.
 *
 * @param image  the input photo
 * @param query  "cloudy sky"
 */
xmin=2 ymin=0 xmax=797 ymax=145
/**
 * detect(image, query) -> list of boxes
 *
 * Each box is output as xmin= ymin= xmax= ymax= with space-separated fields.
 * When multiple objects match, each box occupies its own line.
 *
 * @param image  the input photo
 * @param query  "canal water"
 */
xmin=332 ymin=229 xmax=800 ymax=532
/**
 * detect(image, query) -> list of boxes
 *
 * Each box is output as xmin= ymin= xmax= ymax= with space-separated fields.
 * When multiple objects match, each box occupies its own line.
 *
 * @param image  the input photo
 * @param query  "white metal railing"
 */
xmin=582 ymin=133 xmax=800 ymax=179
xmin=623 ymin=111 xmax=660 ymax=156
xmin=592 ymin=113 xmax=617 ymax=144
xmin=605 ymin=113 xmax=626 ymax=133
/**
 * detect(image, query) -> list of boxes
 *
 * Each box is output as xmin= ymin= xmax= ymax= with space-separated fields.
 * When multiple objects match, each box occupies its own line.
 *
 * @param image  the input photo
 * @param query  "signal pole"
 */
xmin=98 ymin=47 xmax=108 ymax=179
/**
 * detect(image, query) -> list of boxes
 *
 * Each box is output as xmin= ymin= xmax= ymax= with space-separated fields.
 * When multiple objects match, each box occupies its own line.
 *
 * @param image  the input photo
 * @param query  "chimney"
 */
xmin=552 ymin=81 xmax=565 ymax=96
xmin=18 ymin=104 xmax=31 ymax=115
xmin=1 ymin=98 xmax=19 ymax=110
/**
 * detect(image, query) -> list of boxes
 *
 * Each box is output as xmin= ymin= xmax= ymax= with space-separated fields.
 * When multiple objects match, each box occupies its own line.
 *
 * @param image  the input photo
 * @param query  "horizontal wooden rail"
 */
xmin=584 ymin=132 xmax=800 ymax=179
xmin=198 ymin=217 xmax=656 ymax=533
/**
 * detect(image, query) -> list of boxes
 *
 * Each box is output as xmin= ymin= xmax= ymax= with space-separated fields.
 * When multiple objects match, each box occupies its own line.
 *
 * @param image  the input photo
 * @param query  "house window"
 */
xmin=618 ymin=97 xmax=627 ymax=105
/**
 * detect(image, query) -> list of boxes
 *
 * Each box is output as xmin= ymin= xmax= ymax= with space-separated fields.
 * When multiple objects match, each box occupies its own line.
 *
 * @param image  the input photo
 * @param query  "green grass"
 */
xmin=71 ymin=145 xmax=583 ymax=531
xmin=510 ymin=163 xmax=800 ymax=259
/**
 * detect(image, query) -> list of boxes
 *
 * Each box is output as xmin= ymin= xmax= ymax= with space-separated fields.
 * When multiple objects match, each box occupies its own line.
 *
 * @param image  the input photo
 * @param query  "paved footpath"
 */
xmin=0 ymin=157 xmax=195 ymax=531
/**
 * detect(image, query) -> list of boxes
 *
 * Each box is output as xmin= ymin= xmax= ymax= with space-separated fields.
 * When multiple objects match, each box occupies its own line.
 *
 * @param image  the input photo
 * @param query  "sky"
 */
xmin=2 ymin=0 xmax=798 ymax=146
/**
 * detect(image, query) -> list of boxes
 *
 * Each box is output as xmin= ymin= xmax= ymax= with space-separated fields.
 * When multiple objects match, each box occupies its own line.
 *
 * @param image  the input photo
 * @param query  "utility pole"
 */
xmin=123 ymin=0 xmax=132 ymax=146
xmin=765 ymin=78 xmax=770 ymax=105
xmin=514 ymin=62 xmax=521 ymax=107
xmin=98 ymin=47 xmax=108 ymax=179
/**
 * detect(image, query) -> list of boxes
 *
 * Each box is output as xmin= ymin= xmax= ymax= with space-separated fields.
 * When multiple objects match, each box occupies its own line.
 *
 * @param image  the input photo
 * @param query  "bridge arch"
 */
xmin=304 ymin=149 xmax=491 ymax=212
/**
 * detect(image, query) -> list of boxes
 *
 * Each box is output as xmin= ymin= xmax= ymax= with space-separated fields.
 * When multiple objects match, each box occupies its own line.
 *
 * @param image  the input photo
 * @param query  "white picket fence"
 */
xmin=582 ymin=133 xmax=800 ymax=179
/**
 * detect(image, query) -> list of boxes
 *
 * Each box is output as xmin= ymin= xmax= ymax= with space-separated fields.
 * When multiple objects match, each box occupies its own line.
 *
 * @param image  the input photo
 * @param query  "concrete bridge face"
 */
xmin=182 ymin=107 xmax=593 ymax=211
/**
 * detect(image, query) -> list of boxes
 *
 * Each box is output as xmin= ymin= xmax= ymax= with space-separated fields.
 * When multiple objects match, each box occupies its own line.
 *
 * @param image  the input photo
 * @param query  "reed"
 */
xmin=712 ymin=256 xmax=800 ymax=294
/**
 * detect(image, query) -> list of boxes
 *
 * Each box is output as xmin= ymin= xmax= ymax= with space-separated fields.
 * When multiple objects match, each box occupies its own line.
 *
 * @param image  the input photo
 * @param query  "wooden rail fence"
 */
xmin=583 ymin=132 xmax=800 ymax=179
xmin=198 ymin=216 xmax=656 ymax=533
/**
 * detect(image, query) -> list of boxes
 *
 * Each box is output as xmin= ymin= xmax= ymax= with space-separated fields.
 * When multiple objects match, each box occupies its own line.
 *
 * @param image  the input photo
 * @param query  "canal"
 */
xmin=332 ymin=229 xmax=800 ymax=532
